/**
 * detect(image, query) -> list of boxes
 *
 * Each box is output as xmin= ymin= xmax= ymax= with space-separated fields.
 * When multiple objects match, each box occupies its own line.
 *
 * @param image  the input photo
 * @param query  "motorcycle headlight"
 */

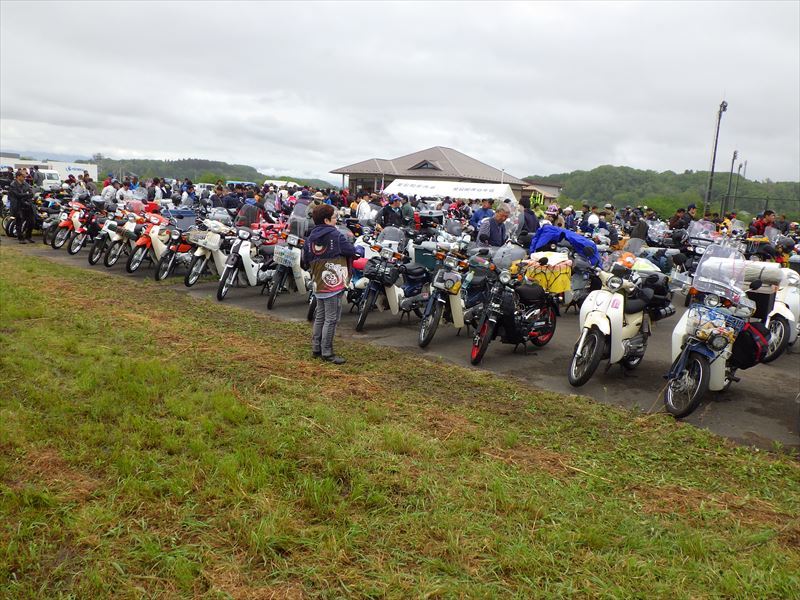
xmin=499 ymin=271 xmax=511 ymax=285
xmin=704 ymin=294 xmax=720 ymax=308
xmin=709 ymin=334 xmax=728 ymax=351
xmin=607 ymin=276 xmax=623 ymax=291
xmin=696 ymin=246 xmax=705 ymax=255
xmin=237 ymin=229 xmax=251 ymax=240
xmin=170 ymin=231 xmax=180 ymax=240
xmin=444 ymin=278 xmax=455 ymax=290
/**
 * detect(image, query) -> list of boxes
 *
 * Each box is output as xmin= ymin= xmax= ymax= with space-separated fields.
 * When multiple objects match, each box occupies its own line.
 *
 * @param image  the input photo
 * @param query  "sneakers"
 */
xmin=25 ymin=239 xmax=35 ymax=243
xmin=312 ymin=350 xmax=322 ymax=359
xmin=321 ymin=355 xmax=346 ymax=365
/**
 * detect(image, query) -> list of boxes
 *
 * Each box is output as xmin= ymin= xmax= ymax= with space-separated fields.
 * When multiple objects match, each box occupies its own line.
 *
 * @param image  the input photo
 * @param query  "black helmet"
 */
xmin=757 ymin=243 xmax=776 ymax=260
xmin=672 ymin=229 xmax=688 ymax=245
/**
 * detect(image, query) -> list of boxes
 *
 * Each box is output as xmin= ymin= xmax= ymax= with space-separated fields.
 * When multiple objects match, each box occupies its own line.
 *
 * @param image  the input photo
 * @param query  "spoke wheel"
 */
xmin=762 ymin=316 xmax=789 ymax=363
xmin=418 ymin=299 xmax=444 ymax=348
xmin=567 ymin=329 xmax=605 ymax=387
xmin=663 ymin=352 xmax=710 ymax=418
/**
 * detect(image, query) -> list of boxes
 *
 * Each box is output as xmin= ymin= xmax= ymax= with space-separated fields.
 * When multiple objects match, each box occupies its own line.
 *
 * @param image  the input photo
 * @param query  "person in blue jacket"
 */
xmin=469 ymin=198 xmax=495 ymax=230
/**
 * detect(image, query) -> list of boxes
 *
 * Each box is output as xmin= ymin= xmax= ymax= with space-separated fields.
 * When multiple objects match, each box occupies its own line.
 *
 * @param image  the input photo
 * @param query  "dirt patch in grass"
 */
xmin=424 ymin=408 xmax=475 ymax=440
xmin=5 ymin=448 xmax=100 ymax=501
xmin=484 ymin=445 xmax=573 ymax=477
xmin=205 ymin=563 xmax=305 ymax=599
xmin=630 ymin=484 xmax=794 ymax=528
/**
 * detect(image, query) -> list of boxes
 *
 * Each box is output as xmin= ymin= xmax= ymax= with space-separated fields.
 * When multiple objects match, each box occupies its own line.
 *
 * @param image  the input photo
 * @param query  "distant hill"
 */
xmin=526 ymin=165 xmax=800 ymax=219
xmin=71 ymin=156 xmax=335 ymax=189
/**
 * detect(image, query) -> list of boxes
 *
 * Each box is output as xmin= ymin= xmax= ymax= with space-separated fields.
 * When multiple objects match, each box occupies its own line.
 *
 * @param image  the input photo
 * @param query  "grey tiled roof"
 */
xmin=331 ymin=146 xmax=526 ymax=186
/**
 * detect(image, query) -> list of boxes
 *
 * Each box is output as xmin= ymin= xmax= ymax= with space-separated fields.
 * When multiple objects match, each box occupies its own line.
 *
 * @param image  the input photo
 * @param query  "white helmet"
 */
xmin=588 ymin=213 xmax=600 ymax=227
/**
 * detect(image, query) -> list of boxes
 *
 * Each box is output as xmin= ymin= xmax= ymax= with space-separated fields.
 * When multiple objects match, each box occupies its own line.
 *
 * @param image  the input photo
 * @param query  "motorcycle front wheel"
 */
xmin=355 ymin=287 xmax=377 ymax=332
xmin=104 ymin=240 xmax=124 ymax=267
xmin=51 ymin=227 xmax=70 ymax=249
xmin=67 ymin=232 xmax=87 ymax=255
xmin=267 ymin=268 xmax=287 ymax=309
xmin=217 ymin=265 xmax=238 ymax=301
xmin=126 ymin=245 xmax=147 ymax=273
xmin=663 ymin=352 xmax=710 ymax=418
xmin=567 ymin=329 xmax=605 ymax=386
xmin=470 ymin=318 xmax=495 ymax=365
xmin=185 ymin=254 xmax=207 ymax=287
xmin=88 ymin=238 xmax=106 ymax=265
xmin=762 ymin=315 xmax=789 ymax=363
xmin=418 ymin=299 xmax=444 ymax=348
xmin=156 ymin=250 xmax=176 ymax=281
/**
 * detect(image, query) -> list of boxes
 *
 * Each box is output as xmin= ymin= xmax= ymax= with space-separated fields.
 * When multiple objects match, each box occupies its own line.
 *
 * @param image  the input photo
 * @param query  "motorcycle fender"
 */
xmin=135 ymin=236 xmax=151 ymax=248
xmin=768 ymin=302 xmax=797 ymax=344
xmin=706 ymin=347 xmax=727 ymax=391
xmin=579 ymin=289 xmax=612 ymax=330
xmin=422 ymin=292 xmax=438 ymax=319
xmin=385 ymin=284 xmax=401 ymax=315
xmin=194 ymin=246 xmax=210 ymax=257
xmin=583 ymin=311 xmax=611 ymax=336
xmin=450 ymin=293 xmax=465 ymax=329
xmin=670 ymin=311 xmax=691 ymax=361
xmin=293 ymin=267 xmax=308 ymax=294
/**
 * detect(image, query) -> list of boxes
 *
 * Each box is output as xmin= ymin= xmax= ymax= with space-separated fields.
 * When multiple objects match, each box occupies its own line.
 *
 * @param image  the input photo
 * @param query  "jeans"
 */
xmin=312 ymin=293 xmax=343 ymax=357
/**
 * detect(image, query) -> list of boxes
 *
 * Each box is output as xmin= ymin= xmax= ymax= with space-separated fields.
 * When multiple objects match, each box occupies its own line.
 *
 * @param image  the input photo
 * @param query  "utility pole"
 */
xmin=732 ymin=162 xmax=743 ymax=212
xmin=704 ymin=100 xmax=728 ymax=215
xmin=722 ymin=150 xmax=738 ymax=215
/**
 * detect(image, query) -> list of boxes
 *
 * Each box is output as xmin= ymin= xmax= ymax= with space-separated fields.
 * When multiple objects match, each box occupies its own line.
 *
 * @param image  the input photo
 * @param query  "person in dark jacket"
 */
xmin=376 ymin=196 xmax=404 ymax=229
xmin=9 ymin=170 xmax=35 ymax=243
xmin=477 ymin=204 xmax=509 ymax=247
xmin=302 ymin=204 xmax=356 ymax=364
xmin=518 ymin=197 xmax=540 ymax=236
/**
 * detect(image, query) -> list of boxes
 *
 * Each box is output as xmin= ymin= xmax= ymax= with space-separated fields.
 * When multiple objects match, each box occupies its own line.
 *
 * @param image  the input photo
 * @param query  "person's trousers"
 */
xmin=312 ymin=293 xmax=343 ymax=357
xmin=13 ymin=203 xmax=34 ymax=240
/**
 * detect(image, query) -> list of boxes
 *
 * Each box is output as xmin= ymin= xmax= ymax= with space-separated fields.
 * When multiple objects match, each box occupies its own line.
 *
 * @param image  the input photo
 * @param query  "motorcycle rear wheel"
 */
xmin=567 ymin=329 xmax=605 ymax=386
xmin=418 ymin=299 xmax=444 ymax=348
xmin=762 ymin=315 xmax=789 ymax=363
xmin=355 ymin=287 xmax=377 ymax=332
xmin=267 ymin=268 xmax=287 ymax=309
xmin=663 ymin=352 xmax=710 ymax=418
xmin=217 ymin=266 xmax=238 ymax=301
xmin=185 ymin=254 xmax=207 ymax=287
xmin=530 ymin=305 xmax=557 ymax=347
xmin=470 ymin=319 xmax=495 ymax=365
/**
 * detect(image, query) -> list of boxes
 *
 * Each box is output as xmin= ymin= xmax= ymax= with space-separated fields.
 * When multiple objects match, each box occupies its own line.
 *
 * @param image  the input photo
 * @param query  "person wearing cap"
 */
xmin=376 ymin=195 xmax=404 ymax=228
xmin=563 ymin=206 xmax=576 ymax=230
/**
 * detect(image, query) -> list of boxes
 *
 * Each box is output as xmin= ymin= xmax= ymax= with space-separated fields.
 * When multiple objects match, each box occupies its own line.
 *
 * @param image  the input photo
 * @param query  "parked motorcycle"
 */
xmin=759 ymin=264 xmax=799 ymax=362
xmin=567 ymin=252 xmax=675 ymax=386
xmin=663 ymin=244 xmax=771 ymax=417
xmin=51 ymin=200 xmax=87 ymax=250
xmin=125 ymin=212 xmax=171 ymax=273
xmin=217 ymin=227 xmax=273 ymax=301
xmin=266 ymin=206 xmax=311 ymax=309
xmin=184 ymin=218 xmax=235 ymax=287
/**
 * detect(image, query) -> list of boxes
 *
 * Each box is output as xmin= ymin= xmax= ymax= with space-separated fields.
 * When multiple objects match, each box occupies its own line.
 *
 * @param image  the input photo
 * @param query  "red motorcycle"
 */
xmin=51 ymin=200 xmax=88 ymax=250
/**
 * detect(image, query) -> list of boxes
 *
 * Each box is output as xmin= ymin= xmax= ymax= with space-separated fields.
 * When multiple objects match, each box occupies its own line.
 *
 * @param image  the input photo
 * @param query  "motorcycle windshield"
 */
xmin=492 ymin=243 xmax=528 ymax=270
xmin=647 ymin=220 xmax=666 ymax=238
xmin=764 ymin=226 xmax=781 ymax=244
xmin=729 ymin=219 xmax=746 ymax=235
xmin=687 ymin=220 xmax=717 ymax=241
xmin=377 ymin=226 xmax=405 ymax=248
xmin=624 ymin=238 xmax=646 ymax=256
xmin=692 ymin=243 xmax=746 ymax=299
xmin=288 ymin=203 xmax=309 ymax=237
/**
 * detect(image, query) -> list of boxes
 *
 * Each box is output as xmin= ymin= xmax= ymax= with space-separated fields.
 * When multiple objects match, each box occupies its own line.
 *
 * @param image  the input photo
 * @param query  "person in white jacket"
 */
xmin=101 ymin=180 xmax=119 ymax=204
xmin=355 ymin=190 xmax=373 ymax=221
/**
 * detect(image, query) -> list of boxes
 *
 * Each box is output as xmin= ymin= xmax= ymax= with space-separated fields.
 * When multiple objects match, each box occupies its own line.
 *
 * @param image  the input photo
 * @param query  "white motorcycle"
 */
xmin=762 ymin=265 xmax=800 ymax=362
xmin=217 ymin=227 xmax=273 ymax=301
xmin=266 ymin=208 xmax=312 ymax=310
xmin=103 ymin=213 xmax=144 ymax=267
xmin=568 ymin=255 xmax=675 ymax=386
xmin=184 ymin=218 xmax=235 ymax=287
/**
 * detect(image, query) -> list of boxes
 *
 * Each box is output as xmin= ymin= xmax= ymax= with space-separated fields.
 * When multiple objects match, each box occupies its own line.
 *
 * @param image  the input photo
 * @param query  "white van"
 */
xmin=39 ymin=169 xmax=62 ymax=191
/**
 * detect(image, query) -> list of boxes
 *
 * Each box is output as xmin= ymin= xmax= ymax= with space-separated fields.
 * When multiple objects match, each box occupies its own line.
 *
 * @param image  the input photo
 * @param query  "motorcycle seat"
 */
xmin=353 ymin=257 xmax=368 ymax=271
xmin=403 ymin=263 xmax=428 ymax=277
xmin=517 ymin=283 xmax=546 ymax=306
xmin=625 ymin=287 xmax=654 ymax=314
xmin=665 ymin=248 xmax=681 ymax=256
xmin=470 ymin=274 xmax=487 ymax=289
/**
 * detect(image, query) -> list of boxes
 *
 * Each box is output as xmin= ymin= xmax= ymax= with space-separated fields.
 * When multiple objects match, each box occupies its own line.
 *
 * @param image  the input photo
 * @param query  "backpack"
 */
xmin=730 ymin=322 xmax=771 ymax=370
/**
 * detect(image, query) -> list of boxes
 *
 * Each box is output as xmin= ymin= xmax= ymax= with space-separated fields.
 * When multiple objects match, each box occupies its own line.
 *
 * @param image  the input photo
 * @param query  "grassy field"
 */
xmin=1 ymin=246 xmax=799 ymax=599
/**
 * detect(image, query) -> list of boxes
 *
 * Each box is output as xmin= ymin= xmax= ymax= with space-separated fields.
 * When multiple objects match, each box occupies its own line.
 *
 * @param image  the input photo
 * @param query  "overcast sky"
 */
xmin=1 ymin=1 xmax=798 ymax=183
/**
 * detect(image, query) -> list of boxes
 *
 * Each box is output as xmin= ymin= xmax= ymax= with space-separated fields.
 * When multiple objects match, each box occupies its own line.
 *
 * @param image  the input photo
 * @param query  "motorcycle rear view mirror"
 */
xmin=749 ymin=279 xmax=763 ymax=291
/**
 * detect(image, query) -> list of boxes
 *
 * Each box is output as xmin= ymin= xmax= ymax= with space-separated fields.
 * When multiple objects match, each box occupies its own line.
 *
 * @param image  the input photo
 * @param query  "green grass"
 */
xmin=1 ymin=246 xmax=799 ymax=598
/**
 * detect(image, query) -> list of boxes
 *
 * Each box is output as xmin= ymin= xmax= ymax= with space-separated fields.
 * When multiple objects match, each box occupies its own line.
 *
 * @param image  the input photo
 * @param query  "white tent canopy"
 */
xmin=263 ymin=179 xmax=300 ymax=188
xmin=383 ymin=179 xmax=517 ymax=202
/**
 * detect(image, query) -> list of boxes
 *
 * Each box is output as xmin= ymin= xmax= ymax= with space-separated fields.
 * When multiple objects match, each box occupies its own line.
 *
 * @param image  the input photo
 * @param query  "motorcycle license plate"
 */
xmin=274 ymin=245 xmax=294 ymax=267
xmin=287 ymin=234 xmax=299 ymax=246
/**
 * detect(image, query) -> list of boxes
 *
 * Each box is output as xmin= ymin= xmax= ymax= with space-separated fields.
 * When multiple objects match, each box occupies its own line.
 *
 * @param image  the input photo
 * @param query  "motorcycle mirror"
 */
xmin=749 ymin=279 xmax=763 ymax=291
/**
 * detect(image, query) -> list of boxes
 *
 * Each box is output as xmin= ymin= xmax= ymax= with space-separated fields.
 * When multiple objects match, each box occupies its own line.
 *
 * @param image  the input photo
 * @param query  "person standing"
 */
xmin=303 ymin=204 xmax=356 ymax=364
xmin=469 ymin=198 xmax=495 ymax=229
xmin=9 ymin=171 xmax=35 ymax=243
xmin=477 ymin=204 xmax=510 ymax=247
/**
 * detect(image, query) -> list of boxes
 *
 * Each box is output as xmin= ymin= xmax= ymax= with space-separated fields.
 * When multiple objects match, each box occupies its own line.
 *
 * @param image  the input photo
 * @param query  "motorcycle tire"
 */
xmin=7 ymin=219 xmax=17 ymax=239
xmin=51 ymin=227 xmax=70 ymax=249
xmin=306 ymin=295 xmax=317 ymax=322
xmin=42 ymin=227 xmax=53 ymax=245
xmin=67 ymin=232 xmax=86 ymax=255
xmin=418 ymin=299 xmax=444 ymax=348
xmin=104 ymin=240 xmax=124 ymax=267
xmin=2 ymin=216 xmax=13 ymax=237
xmin=567 ymin=329 xmax=605 ymax=387
xmin=185 ymin=254 xmax=207 ymax=287
xmin=267 ymin=268 xmax=287 ymax=310
xmin=621 ymin=355 xmax=644 ymax=370
xmin=470 ymin=318 xmax=495 ymax=365
xmin=663 ymin=352 xmax=710 ymax=418
xmin=126 ymin=245 xmax=147 ymax=273
xmin=355 ymin=287 xmax=377 ymax=332
xmin=762 ymin=315 xmax=789 ymax=363
xmin=530 ymin=305 xmax=557 ymax=347
xmin=88 ymin=238 xmax=106 ymax=265
xmin=155 ymin=251 xmax=176 ymax=281
xmin=217 ymin=266 xmax=238 ymax=301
